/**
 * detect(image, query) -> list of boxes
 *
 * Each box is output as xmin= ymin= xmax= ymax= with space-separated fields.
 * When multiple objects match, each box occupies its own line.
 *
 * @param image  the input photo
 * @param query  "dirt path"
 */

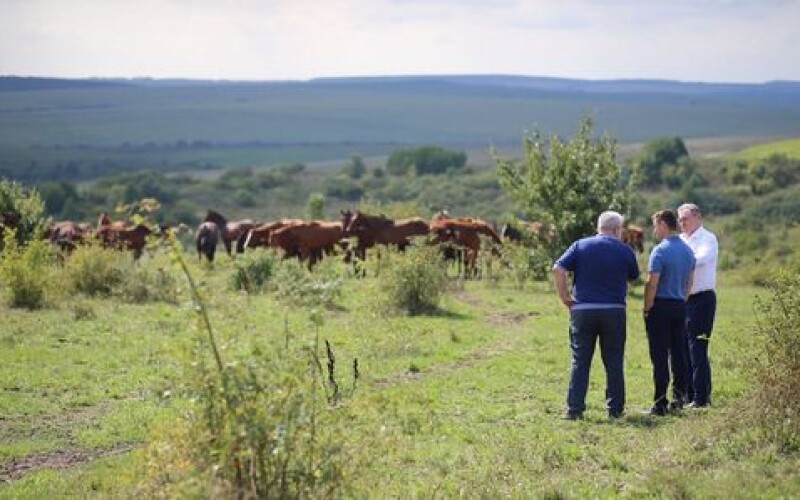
xmin=0 ymin=442 xmax=138 ymax=483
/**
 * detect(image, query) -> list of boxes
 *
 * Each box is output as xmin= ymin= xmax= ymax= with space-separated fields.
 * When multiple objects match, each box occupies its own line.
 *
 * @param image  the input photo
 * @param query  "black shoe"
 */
xmin=562 ymin=411 xmax=583 ymax=421
xmin=608 ymin=410 xmax=625 ymax=419
xmin=668 ymin=400 xmax=684 ymax=411
xmin=648 ymin=405 xmax=667 ymax=416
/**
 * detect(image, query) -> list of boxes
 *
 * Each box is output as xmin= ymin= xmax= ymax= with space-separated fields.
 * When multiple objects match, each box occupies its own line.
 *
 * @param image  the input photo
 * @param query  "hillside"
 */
xmin=2 ymin=75 xmax=800 ymax=182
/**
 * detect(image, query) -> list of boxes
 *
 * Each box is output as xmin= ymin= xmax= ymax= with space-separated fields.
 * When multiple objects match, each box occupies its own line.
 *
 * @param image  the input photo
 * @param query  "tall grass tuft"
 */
xmin=0 ymin=232 xmax=55 ymax=309
xmin=375 ymin=245 xmax=448 ymax=315
xmin=749 ymin=269 xmax=800 ymax=451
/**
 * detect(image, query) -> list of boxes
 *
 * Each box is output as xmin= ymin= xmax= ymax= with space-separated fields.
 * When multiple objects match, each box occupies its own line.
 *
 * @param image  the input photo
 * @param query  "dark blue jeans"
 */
xmin=567 ymin=308 xmax=627 ymax=416
xmin=686 ymin=290 xmax=716 ymax=405
xmin=645 ymin=299 xmax=690 ymax=408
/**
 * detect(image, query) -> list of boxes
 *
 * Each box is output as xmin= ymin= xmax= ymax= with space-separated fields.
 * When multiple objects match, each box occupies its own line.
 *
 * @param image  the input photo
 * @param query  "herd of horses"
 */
xmin=1 ymin=208 xmax=645 ymax=276
xmin=195 ymin=209 xmax=646 ymax=275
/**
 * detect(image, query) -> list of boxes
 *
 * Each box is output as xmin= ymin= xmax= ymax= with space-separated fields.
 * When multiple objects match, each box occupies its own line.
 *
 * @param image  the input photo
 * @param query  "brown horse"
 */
xmin=46 ymin=220 xmax=89 ymax=253
xmin=430 ymin=214 xmax=503 ymax=276
xmin=203 ymin=210 xmax=256 ymax=256
xmin=195 ymin=221 xmax=219 ymax=263
xmin=268 ymin=220 xmax=344 ymax=268
xmin=239 ymin=219 xmax=305 ymax=250
xmin=622 ymin=224 xmax=645 ymax=253
xmin=343 ymin=210 xmax=430 ymax=260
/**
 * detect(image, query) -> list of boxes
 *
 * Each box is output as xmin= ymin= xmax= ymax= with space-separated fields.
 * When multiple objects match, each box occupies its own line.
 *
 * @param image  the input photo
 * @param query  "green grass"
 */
xmin=0 ymin=251 xmax=797 ymax=497
xmin=733 ymin=136 xmax=800 ymax=160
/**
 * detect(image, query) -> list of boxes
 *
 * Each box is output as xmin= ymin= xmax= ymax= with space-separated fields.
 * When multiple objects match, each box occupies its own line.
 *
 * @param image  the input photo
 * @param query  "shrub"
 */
xmin=229 ymin=249 xmax=279 ymax=294
xmin=375 ymin=245 xmax=448 ymax=315
xmin=115 ymin=262 xmax=179 ymax=304
xmin=500 ymin=242 xmax=552 ymax=287
xmin=749 ymin=270 xmax=800 ymax=451
xmin=0 ymin=178 xmax=46 ymax=246
xmin=62 ymin=243 xmax=126 ymax=296
xmin=0 ymin=234 xmax=55 ymax=309
xmin=273 ymin=258 xmax=343 ymax=309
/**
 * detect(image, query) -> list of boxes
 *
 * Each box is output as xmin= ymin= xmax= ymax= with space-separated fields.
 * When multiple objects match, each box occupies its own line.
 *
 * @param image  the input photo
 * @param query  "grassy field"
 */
xmin=1 ymin=244 xmax=796 ymax=497
xmin=733 ymin=137 xmax=800 ymax=160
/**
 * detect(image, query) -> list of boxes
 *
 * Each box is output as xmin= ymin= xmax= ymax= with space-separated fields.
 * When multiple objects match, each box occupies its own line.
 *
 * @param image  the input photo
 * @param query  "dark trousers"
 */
xmin=686 ymin=290 xmax=716 ymax=405
xmin=567 ymin=308 xmax=626 ymax=416
xmin=645 ymin=299 xmax=690 ymax=408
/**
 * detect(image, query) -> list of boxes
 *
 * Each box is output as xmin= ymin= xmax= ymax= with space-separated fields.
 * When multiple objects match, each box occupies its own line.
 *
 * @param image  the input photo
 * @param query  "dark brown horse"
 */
xmin=195 ymin=221 xmax=219 ymax=263
xmin=204 ymin=209 xmax=256 ymax=256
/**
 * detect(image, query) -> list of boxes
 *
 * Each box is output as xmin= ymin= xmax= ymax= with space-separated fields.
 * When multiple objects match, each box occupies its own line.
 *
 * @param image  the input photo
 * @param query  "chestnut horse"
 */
xmin=343 ymin=210 xmax=430 ymax=261
xmin=622 ymin=224 xmax=645 ymax=253
xmin=195 ymin=221 xmax=219 ymax=263
xmin=46 ymin=220 xmax=89 ymax=253
xmin=203 ymin=209 xmax=256 ymax=256
xmin=430 ymin=213 xmax=503 ymax=276
xmin=239 ymin=219 xmax=305 ymax=251
xmin=268 ymin=220 xmax=344 ymax=268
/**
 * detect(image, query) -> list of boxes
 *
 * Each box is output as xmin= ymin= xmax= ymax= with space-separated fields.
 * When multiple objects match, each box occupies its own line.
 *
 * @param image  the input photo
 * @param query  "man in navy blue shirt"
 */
xmin=643 ymin=209 xmax=696 ymax=415
xmin=553 ymin=211 xmax=640 ymax=420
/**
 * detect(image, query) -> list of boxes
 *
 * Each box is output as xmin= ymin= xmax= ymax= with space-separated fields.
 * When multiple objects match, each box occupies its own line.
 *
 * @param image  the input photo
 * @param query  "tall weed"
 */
xmin=140 ymin=238 xmax=352 ymax=497
xmin=229 ymin=249 xmax=280 ymax=293
xmin=749 ymin=269 xmax=800 ymax=451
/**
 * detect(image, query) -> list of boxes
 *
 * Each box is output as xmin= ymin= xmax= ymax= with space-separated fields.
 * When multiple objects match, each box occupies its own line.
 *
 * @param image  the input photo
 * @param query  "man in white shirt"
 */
xmin=678 ymin=203 xmax=718 ymax=407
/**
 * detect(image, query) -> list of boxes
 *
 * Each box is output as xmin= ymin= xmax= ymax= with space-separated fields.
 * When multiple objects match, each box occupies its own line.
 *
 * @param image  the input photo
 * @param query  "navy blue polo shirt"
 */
xmin=554 ymin=234 xmax=640 ymax=307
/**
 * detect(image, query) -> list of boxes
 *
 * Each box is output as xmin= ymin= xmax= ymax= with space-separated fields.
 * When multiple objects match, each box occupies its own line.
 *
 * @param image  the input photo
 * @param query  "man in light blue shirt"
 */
xmin=643 ymin=209 xmax=696 ymax=415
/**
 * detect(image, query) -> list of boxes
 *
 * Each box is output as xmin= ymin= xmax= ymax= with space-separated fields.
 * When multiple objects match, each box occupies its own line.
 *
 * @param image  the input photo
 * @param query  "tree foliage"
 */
xmin=493 ymin=116 xmax=632 ymax=256
xmin=634 ymin=136 xmax=689 ymax=187
xmin=0 ymin=178 xmax=45 ymax=246
xmin=386 ymin=146 xmax=466 ymax=176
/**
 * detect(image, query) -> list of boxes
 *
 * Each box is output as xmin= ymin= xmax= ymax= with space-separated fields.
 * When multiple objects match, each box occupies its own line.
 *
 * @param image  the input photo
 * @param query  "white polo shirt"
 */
xmin=680 ymin=225 xmax=718 ymax=295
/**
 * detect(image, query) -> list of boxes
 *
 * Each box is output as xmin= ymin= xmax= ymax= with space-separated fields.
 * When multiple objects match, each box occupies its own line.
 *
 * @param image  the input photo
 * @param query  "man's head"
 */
xmin=651 ymin=209 xmax=678 ymax=240
xmin=677 ymin=203 xmax=702 ymax=236
xmin=597 ymin=210 xmax=624 ymax=238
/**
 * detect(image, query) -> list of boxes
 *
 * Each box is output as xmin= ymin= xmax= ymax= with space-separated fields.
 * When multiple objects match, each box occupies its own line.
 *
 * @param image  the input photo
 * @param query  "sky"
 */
xmin=1 ymin=0 xmax=799 ymax=83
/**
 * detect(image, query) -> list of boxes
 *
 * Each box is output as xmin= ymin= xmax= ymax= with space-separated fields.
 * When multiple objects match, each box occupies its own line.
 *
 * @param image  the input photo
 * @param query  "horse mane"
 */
xmin=204 ymin=209 xmax=227 ymax=226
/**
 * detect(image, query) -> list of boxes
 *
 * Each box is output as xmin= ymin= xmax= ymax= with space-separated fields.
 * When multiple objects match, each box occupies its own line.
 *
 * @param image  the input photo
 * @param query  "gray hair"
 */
xmin=677 ymin=203 xmax=701 ymax=216
xmin=597 ymin=211 xmax=624 ymax=232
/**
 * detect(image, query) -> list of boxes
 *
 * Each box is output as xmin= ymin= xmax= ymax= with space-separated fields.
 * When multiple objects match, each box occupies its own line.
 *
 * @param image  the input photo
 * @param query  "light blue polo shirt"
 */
xmin=648 ymin=235 xmax=696 ymax=300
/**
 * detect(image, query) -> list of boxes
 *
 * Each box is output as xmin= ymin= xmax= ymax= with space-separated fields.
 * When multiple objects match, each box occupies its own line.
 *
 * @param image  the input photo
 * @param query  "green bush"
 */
xmin=0 ymin=234 xmax=55 ymax=309
xmin=500 ymin=242 xmax=552 ymax=287
xmin=273 ymin=258 xmax=343 ymax=309
xmin=749 ymin=270 xmax=800 ymax=451
xmin=229 ymin=249 xmax=280 ymax=294
xmin=115 ymin=261 xmax=179 ymax=304
xmin=62 ymin=243 xmax=126 ymax=296
xmin=375 ymin=245 xmax=448 ymax=315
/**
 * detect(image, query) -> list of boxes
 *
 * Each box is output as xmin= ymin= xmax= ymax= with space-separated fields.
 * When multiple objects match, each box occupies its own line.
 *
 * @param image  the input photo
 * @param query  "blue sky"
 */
xmin=1 ymin=0 xmax=798 ymax=82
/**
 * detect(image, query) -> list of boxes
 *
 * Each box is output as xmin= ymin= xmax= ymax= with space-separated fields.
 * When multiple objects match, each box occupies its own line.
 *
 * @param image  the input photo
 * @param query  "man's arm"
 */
xmin=552 ymin=265 xmax=575 ymax=308
xmin=643 ymin=272 xmax=660 ymax=314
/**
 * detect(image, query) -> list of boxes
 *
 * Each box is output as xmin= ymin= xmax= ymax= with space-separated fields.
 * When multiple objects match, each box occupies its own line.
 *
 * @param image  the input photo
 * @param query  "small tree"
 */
xmin=633 ymin=136 xmax=689 ymax=187
xmin=493 ymin=116 xmax=632 ymax=257
xmin=0 ymin=178 xmax=45 ymax=246
xmin=306 ymin=193 xmax=325 ymax=220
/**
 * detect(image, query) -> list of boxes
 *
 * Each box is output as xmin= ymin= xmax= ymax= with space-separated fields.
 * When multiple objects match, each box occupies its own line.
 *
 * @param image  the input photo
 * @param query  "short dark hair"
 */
xmin=652 ymin=209 xmax=678 ymax=230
